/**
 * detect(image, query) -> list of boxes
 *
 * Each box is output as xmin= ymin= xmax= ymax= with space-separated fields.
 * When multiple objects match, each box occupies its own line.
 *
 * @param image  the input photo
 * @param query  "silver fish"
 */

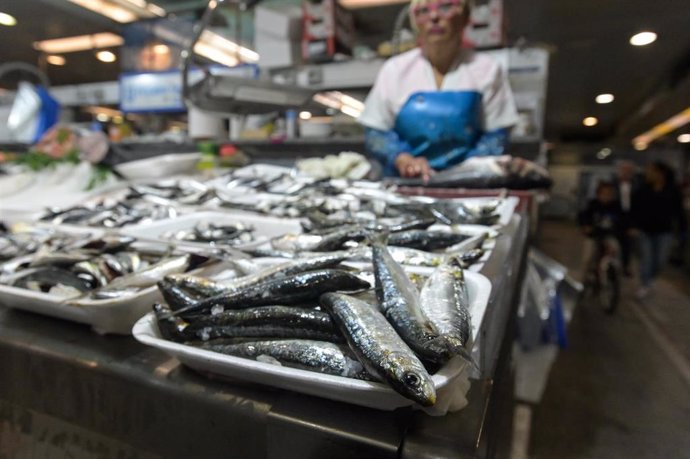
xmin=165 ymin=252 xmax=349 ymax=298
xmin=319 ymin=292 xmax=436 ymax=406
xmin=419 ymin=256 xmax=472 ymax=358
xmin=370 ymin=233 xmax=450 ymax=364
xmin=102 ymin=253 xmax=205 ymax=291
xmin=172 ymin=269 xmax=370 ymax=317
xmin=195 ymin=339 xmax=369 ymax=379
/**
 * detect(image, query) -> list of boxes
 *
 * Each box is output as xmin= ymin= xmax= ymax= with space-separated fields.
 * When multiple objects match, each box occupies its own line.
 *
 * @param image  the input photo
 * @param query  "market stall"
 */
xmin=0 ymin=164 xmax=530 ymax=458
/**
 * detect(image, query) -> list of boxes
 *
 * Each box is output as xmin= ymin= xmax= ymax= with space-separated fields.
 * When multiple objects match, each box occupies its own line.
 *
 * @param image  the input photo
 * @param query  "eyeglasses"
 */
xmin=412 ymin=0 xmax=464 ymax=21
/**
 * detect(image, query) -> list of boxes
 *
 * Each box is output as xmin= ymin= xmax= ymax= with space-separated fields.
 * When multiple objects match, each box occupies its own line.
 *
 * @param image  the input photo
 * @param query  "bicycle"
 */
xmin=582 ymin=236 xmax=621 ymax=314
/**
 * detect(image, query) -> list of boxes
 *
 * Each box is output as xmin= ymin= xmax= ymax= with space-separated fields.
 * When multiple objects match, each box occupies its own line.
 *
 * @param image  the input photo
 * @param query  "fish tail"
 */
xmin=444 ymin=336 xmax=479 ymax=371
xmin=365 ymin=229 xmax=389 ymax=246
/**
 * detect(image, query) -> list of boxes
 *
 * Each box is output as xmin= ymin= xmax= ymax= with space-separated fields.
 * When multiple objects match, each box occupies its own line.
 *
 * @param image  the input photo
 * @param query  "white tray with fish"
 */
xmin=120 ymin=211 xmax=303 ymax=250
xmin=132 ymin=270 xmax=491 ymax=414
xmin=0 ymin=244 xmax=211 ymax=335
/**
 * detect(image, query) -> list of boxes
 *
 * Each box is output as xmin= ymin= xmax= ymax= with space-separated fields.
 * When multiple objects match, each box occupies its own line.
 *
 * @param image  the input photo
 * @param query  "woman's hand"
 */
xmin=395 ymin=153 xmax=434 ymax=182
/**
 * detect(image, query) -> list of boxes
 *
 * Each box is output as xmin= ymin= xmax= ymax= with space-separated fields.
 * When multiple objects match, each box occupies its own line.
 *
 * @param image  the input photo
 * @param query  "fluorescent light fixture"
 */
xmin=678 ymin=133 xmax=690 ymax=144
xmin=338 ymin=0 xmax=408 ymax=8
xmin=630 ymin=31 xmax=657 ymax=46
xmin=96 ymin=50 xmax=117 ymax=62
xmin=634 ymin=142 xmax=648 ymax=151
xmin=633 ymin=107 xmax=690 ymax=146
xmin=0 ymin=12 xmax=17 ymax=26
xmin=299 ymin=111 xmax=312 ymax=120
xmin=67 ymin=0 xmax=165 ymax=23
xmin=583 ymin=117 xmax=598 ymax=127
xmin=595 ymin=93 xmax=614 ymax=104
xmin=84 ymin=106 xmax=122 ymax=118
xmin=34 ymin=33 xmax=123 ymax=54
xmin=46 ymin=55 xmax=66 ymax=66
xmin=198 ymin=30 xmax=259 ymax=64
xmin=313 ymin=91 xmax=365 ymax=118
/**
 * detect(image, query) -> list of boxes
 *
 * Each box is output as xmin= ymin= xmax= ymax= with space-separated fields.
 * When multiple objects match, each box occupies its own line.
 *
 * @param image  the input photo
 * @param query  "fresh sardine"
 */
xmin=388 ymin=231 xmax=470 ymax=251
xmin=419 ymin=257 xmax=472 ymax=358
xmin=370 ymin=233 xmax=450 ymax=364
xmin=172 ymin=269 xmax=370 ymax=317
xmin=194 ymin=339 xmax=370 ymax=379
xmin=319 ymin=292 xmax=436 ymax=406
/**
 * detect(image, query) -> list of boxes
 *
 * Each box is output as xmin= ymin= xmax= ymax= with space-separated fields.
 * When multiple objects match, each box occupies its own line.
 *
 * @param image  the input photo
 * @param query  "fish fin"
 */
xmin=444 ymin=336 xmax=479 ymax=372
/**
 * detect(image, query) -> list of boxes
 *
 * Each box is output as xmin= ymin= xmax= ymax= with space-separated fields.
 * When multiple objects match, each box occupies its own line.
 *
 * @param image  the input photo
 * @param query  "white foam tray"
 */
xmin=121 ymin=211 xmax=303 ymax=250
xmin=132 ymin=270 xmax=491 ymax=415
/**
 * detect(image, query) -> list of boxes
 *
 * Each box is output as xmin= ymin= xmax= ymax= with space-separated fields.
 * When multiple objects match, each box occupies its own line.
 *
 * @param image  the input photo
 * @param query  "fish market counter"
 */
xmin=0 ymin=215 xmax=528 ymax=459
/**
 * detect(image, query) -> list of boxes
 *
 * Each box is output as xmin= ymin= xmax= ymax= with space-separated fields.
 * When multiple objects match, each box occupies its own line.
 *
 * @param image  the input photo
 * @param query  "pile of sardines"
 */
xmin=154 ymin=232 xmax=475 ymax=407
xmin=215 ymin=171 xmax=504 ymax=226
xmin=0 ymin=232 xmax=208 ymax=303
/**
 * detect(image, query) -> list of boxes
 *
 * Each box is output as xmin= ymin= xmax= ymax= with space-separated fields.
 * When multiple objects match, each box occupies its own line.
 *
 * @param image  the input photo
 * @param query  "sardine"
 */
xmin=419 ymin=256 xmax=472 ymax=359
xmin=193 ymin=339 xmax=370 ymax=379
xmin=103 ymin=254 xmax=207 ymax=291
xmin=180 ymin=306 xmax=343 ymax=343
xmin=370 ymin=233 xmax=450 ymax=364
xmin=444 ymin=232 xmax=488 ymax=254
xmin=172 ymin=269 xmax=370 ymax=317
xmin=12 ymin=267 xmax=92 ymax=292
xmin=153 ymin=302 xmax=191 ymax=341
xmin=165 ymin=252 xmax=349 ymax=298
xmin=388 ymin=231 xmax=470 ymax=251
xmin=319 ymin=292 xmax=436 ymax=406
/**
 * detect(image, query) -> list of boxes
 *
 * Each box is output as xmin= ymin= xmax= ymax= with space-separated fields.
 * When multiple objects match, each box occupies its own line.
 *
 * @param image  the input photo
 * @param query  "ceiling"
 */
xmin=1 ymin=0 xmax=689 ymax=148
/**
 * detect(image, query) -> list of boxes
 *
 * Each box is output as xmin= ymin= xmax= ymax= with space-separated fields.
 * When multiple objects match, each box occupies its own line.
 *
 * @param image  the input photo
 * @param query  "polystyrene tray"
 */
xmin=121 ymin=211 xmax=303 ymax=249
xmin=132 ymin=270 xmax=491 ymax=415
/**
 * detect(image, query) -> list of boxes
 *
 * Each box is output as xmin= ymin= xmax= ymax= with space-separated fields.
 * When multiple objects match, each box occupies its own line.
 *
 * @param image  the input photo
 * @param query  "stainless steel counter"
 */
xmin=0 ymin=215 xmax=528 ymax=459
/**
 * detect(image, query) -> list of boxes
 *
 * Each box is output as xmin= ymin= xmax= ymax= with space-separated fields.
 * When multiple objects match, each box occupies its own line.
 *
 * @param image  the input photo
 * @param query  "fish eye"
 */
xmin=404 ymin=372 xmax=421 ymax=387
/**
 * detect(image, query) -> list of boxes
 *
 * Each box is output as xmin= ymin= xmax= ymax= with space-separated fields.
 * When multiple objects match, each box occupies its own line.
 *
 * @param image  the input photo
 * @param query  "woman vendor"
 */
xmin=358 ymin=0 xmax=519 ymax=180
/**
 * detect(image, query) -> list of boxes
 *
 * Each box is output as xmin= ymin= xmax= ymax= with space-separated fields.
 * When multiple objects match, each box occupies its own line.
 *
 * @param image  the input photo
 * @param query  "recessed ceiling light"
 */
xmin=96 ymin=113 xmax=110 ymax=122
xmin=299 ymin=111 xmax=312 ymax=120
xmin=634 ymin=142 xmax=648 ymax=151
xmin=96 ymin=50 xmax=117 ymax=63
xmin=46 ymin=55 xmax=66 ymax=66
xmin=152 ymin=44 xmax=169 ymax=55
xmin=678 ymin=133 xmax=690 ymax=144
xmin=596 ymin=93 xmax=614 ymax=104
xmin=583 ymin=117 xmax=599 ymax=127
xmin=0 ymin=12 xmax=17 ymax=26
xmin=630 ymin=31 xmax=657 ymax=46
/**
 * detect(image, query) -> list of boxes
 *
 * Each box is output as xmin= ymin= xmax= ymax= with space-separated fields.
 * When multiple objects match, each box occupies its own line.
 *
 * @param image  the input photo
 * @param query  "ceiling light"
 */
xmin=583 ymin=117 xmax=598 ymax=127
xmin=96 ymin=50 xmax=117 ymax=63
xmin=633 ymin=107 xmax=690 ymax=146
xmin=299 ymin=111 xmax=312 ymax=120
xmin=46 ymin=55 xmax=66 ymax=66
xmin=152 ymin=44 xmax=169 ymax=55
xmin=630 ymin=31 xmax=657 ymax=46
xmin=34 ymin=33 xmax=123 ymax=54
xmin=634 ymin=142 xmax=648 ymax=151
xmin=67 ymin=0 xmax=165 ymax=24
xmin=96 ymin=113 xmax=110 ymax=122
xmin=678 ymin=133 xmax=690 ymax=144
xmin=595 ymin=94 xmax=614 ymax=104
xmin=0 ymin=12 xmax=17 ymax=26
xmin=313 ymin=91 xmax=365 ymax=118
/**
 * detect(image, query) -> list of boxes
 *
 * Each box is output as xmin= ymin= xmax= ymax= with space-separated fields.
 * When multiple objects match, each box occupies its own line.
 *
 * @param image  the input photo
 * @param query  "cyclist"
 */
xmin=578 ymin=181 xmax=625 ymax=283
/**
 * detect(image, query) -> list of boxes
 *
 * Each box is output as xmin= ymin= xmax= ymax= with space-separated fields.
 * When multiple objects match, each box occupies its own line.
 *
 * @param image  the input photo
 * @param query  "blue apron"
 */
xmin=393 ymin=91 xmax=482 ymax=170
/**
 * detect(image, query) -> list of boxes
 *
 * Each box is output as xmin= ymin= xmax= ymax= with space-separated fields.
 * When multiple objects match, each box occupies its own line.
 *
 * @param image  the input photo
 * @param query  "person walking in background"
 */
xmin=631 ymin=161 xmax=687 ymax=299
xmin=613 ymin=161 xmax=639 ymax=276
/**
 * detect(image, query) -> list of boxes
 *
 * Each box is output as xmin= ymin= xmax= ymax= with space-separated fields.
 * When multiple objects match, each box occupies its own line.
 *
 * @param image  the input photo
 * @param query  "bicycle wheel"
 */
xmin=599 ymin=264 xmax=620 ymax=314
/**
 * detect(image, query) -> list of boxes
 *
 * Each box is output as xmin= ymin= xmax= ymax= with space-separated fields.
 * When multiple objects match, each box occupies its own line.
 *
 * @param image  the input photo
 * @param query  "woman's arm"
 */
xmin=364 ymin=127 xmax=412 ymax=173
xmin=465 ymin=127 xmax=511 ymax=159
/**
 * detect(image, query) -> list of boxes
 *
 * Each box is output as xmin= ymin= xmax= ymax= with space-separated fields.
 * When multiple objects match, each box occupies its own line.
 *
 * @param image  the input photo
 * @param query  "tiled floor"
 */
xmin=529 ymin=220 xmax=690 ymax=459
